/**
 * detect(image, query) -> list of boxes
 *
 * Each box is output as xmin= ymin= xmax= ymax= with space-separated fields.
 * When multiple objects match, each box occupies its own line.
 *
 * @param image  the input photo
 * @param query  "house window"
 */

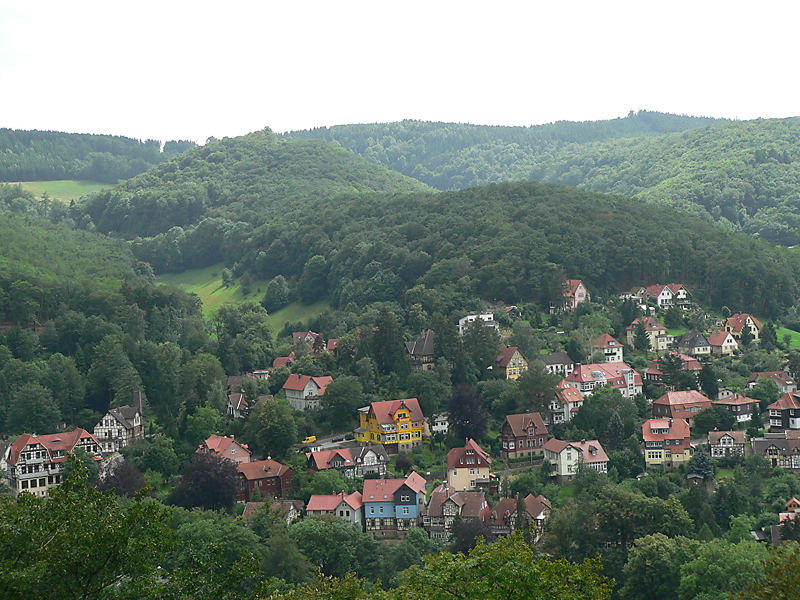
xmin=400 ymin=494 xmax=410 ymax=502
xmin=469 ymin=469 xmax=475 ymax=475
xmin=370 ymin=507 xmax=375 ymax=514
xmin=403 ymin=507 xmax=410 ymax=515
xmin=379 ymin=506 xmax=384 ymax=514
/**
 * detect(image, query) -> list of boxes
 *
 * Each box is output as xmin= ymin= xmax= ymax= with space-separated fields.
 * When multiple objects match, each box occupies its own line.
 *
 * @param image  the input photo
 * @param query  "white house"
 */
xmin=282 ymin=374 xmax=333 ymax=411
xmin=542 ymin=439 xmax=608 ymax=484
xmin=458 ymin=313 xmax=499 ymax=336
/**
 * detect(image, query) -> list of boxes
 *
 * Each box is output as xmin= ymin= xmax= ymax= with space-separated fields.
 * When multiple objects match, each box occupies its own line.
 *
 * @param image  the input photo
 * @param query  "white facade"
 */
xmin=458 ymin=313 xmax=498 ymax=336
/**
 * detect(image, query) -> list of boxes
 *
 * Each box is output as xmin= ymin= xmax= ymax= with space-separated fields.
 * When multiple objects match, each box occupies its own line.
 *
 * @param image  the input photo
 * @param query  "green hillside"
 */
xmin=286 ymin=114 xmax=800 ymax=245
xmin=0 ymin=128 xmax=194 ymax=183
xmin=79 ymin=128 xmax=431 ymax=239
xmin=137 ymin=180 xmax=800 ymax=318
xmin=0 ymin=212 xmax=135 ymax=287
xmin=13 ymin=180 xmax=113 ymax=203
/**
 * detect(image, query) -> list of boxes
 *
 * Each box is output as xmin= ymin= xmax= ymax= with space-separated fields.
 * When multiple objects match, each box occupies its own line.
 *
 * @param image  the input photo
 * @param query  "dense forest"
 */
xmin=79 ymin=129 xmax=431 ymax=237
xmin=0 ymin=128 xmax=195 ymax=183
xmin=286 ymin=115 xmax=800 ymax=245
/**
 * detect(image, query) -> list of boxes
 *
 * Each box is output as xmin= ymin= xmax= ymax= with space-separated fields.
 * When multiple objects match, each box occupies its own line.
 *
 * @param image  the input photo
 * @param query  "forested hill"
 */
xmin=0 ymin=128 xmax=195 ymax=183
xmin=79 ymin=129 xmax=432 ymax=238
xmin=284 ymin=111 xmax=722 ymax=189
xmin=131 ymin=180 xmax=800 ymax=318
xmin=286 ymin=115 xmax=800 ymax=245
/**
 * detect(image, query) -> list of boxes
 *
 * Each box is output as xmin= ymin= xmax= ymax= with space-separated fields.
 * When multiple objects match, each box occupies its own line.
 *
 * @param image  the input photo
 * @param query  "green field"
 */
xmin=157 ymin=263 xmax=330 ymax=330
xmin=777 ymin=327 xmax=800 ymax=349
xmin=13 ymin=180 xmax=113 ymax=202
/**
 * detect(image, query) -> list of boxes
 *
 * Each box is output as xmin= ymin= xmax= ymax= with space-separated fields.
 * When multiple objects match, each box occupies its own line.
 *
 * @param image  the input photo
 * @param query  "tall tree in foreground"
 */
xmin=449 ymin=384 xmax=488 ymax=441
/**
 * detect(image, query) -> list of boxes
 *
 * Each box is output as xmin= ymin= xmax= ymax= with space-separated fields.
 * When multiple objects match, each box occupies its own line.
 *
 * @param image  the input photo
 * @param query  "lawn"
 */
xmin=557 ymin=484 xmax=576 ymax=501
xmin=716 ymin=468 xmax=735 ymax=479
xmin=157 ymin=263 xmax=330 ymax=330
xmin=13 ymin=180 xmax=113 ymax=202
xmin=666 ymin=327 xmax=687 ymax=338
xmin=777 ymin=327 xmax=800 ymax=349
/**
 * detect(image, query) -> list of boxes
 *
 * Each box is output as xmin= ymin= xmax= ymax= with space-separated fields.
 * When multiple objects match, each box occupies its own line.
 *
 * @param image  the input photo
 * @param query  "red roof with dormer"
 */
xmin=306 ymin=448 xmax=354 ymax=470
xmin=503 ymin=412 xmax=548 ymax=438
xmin=272 ymin=352 xmax=296 ymax=368
xmin=5 ymin=428 xmax=100 ymax=466
xmin=626 ymin=316 xmax=665 ymax=331
xmin=368 ymin=398 xmax=424 ymax=425
xmin=200 ymin=434 xmax=250 ymax=456
xmin=237 ymin=458 xmax=291 ymax=481
xmin=307 ymin=491 xmax=363 ymax=512
xmin=447 ymin=438 xmax=491 ymax=470
xmin=727 ymin=314 xmax=762 ymax=333
xmin=707 ymin=331 xmax=736 ymax=346
xmin=563 ymin=279 xmax=584 ymax=298
xmin=768 ymin=392 xmax=800 ymax=411
xmin=542 ymin=438 xmax=608 ymax=464
xmin=566 ymin=362 xmax=643 ymax=388
xmin=593 ymin=333 xmax=621 ymax=349
xmin=642 ymin=418 xmax=690 ymax=445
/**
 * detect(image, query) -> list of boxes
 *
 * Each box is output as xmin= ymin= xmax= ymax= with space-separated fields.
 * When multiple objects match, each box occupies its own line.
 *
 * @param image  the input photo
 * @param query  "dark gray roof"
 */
xmin=108 ymin=405 xmax=140 ymax=430
xmin=539 ymin=352 xmax=573 ymax=366
xmin=405 ymin=329 xmax=435 ymax=357
xmin=354 ymin=443 xmax=389 ymax=462
xmin=678 ymin=331 xmax=710 ymax=348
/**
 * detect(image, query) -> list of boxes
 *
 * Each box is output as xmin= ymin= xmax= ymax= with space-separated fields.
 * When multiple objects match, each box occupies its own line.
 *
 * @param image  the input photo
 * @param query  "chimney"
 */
xmin=133 ymin=390 xmax=143 ymax=416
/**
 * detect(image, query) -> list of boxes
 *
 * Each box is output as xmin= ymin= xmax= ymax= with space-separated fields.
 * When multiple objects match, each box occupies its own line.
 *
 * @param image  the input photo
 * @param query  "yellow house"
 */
xmin=447 ymin=438 xmax=493 ymax=491
xmin=642 ymin=418 xmax=693 ymax=470
xmin=496 ymin=346 xmax=528 ymax=380
xmin=355 ymin=398 xmax=425 ymax=453
xmin=726 ymin=313 xmax=762 ymax=342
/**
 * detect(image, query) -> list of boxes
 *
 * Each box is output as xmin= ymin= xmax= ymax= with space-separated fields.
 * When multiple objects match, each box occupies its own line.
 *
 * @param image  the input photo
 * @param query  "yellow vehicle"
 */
xmin=302 ymin=435 xmax=317 ymax=444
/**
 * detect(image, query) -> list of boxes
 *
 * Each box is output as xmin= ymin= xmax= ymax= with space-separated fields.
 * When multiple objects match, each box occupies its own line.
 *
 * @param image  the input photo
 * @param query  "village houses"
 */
xmin=593 ymin=333 xmax=624 ymax=363
xmin=500 ymin=412 xmax=548 ymax=459
xmin=642 ymin=418 xmax=692 ymax=470
xmin=283 ymin=374 xmax=333 ymax=411
xmin=93 ymin=390 xmax=145 ymax=454
xmin=355 ymin=398 xmax=425 ymax=453
xmin=447 ymin=438 xmax=495 ymax=492
xmin=542 ymin=438 xmax=608 ymax=484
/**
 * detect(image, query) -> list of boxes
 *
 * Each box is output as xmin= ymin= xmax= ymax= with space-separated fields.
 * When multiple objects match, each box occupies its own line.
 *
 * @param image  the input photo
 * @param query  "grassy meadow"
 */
xmin=13 ymin=180 xmax=112 ymax=202
xmin=157 ymin=263 xmax=330 ymax=330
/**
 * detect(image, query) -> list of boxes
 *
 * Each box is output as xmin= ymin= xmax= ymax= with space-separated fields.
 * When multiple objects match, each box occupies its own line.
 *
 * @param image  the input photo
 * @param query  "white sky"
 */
xmin=1 ymin=1 xmax=798 ymax=144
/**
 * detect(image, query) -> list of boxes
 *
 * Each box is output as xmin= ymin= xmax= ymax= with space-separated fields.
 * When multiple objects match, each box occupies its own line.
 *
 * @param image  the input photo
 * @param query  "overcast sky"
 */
xmin=1 ymin=1 xmax=798 ymax=143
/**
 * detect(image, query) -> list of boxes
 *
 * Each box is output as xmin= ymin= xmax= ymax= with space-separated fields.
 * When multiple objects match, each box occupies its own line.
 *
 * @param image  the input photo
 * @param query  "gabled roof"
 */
xmin=566 ymin=362 xmax=643 ymax=388
xmin=292 ymin=331 xmax=320 ymax=345
xmin=626 ymin=316 xmax=665 ymax=331
xmin=307 ymin=491 xmax=363 ymax=512
xmin=713 ymin=393 xmax=757 ymax=407
xmin=353 ymin=443 xmax=389 ymax=463
xmin=708 ymin=430 xmax=746 ymax=445
xmin=645 ymin=284 xmax=671 ymax=297
xmin=563 ymin=279 xmax=584 ymax=298
xmin=282 ymin=374 xmax=333 ymax=395
xmin=542 ymin=438 xmax=608 ymax=464
xmin=105 ymin=404 xmax=140 ymax=430
xmin=404 ymin=329 xmax=435 ymax=357
xmin=524 ymin=494 xmax=551 ymax=519
xmin=427 ymin=483 xmax=488 ymax=518
xmin=593 ymin=333 xmax=621 ymax=349
xmin=201 ymin=434 xmax=250 ymax=456
xmin=242 ymin=501 xmax=266 ymax=520
xmin=653 ymin=390 xmax=711 ymax=407
xmin=326 ymin=339 xmax=339 ymax=352
xmin=678 ymin=331 xmax=710 ymax=348
xmin=447 ymin=438 xmax=492 ymax=469
xmin=707 ymin=330 xmax=736 ymax=346
xmin=368 ymin=398 xmax=424 ymax=425
xmin=237 ymin=459 xmax=291 ymax=481
xmin=363 ymin=472 xmax=426 ymax=501
xmin=272 ymin=352 xmax=296 ymax=368
xmin=748 ymin=371 xmax=794 ymax=388
xmin=768 ymin=392 xmax=800 ymax=411
xmin=727 ymin=313 xmax=762 ymax=333
xmin=5 ymin=428 xmax=100 ymax=466
xmin=503 ymin=412 xmax=547 ymax=438
xmin=555 ymin=379 xmax=583 ymax=405
xmin=539 ymin=351 xmax=573 ymax=366
xmin=496 ymin=346 xmax=525 ymax=367
xmin=642 ymin=418 xmax=690 ymax=442
xmin=227 ymin=392 xmax=248 ymax=412
xmin=307 ymin=448 xmax=354 ymax=470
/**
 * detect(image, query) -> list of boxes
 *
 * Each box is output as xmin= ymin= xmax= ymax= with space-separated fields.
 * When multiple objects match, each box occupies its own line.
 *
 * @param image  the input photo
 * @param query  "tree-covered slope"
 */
xmin=0 ymin=128 xmax=194 ymax=183
xmin=132 ymin=180 xmax=800 ymax=318
xmin=286 ymin=115 xmax=800 ymax=245
xmin=284 ymin=111 xmax=722 ymax=189
xmin=0 ymin=212 xmax=135 ymax=288
xmin=80 ymin=129 xmax=432 ymax=238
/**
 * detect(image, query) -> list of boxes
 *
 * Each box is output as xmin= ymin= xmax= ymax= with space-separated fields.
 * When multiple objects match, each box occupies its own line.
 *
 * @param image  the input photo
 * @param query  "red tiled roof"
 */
xmin=272 ymin=352 xmax=296 ymax=368
xmin=626 ymin=316 xmax=665 ymax=331
xmin=524 ymin=494 xmax=551 ymax=519
xmin=653 ymin=390 xmax=711 ymax=407
xmin=237 ymin=459 xmax=290 ymax=481
xmin=503 ymin=412 xmax=548 ymax=438
xmin=242 ymin=502 xmax=266 ymax=520
xmin=768 ymin=392 xmax=800 ymax=411
xmin=713 ymin=394 xmax=757 ymax=407
xmin=666 ymin=283 xmax=686 ymax=294
xmin=201 ymin=434 xmax=249 ymax=455
xmin=447 ymin=438 xmax=492 ymax=470
xmin=542 ymin=438 xmax=608 ymax=464
xmin=707 ymin=331 xmax=735 ymax=346
xmin=727 ymin=313 xmax=762 ymax=333
xmin=306 ymin=448 xmax=354 ymax=470
xmin=427 ymin=484 xmax=489 ymax=519
xmin=369 ymin=398 xmax=424 ymax=426
xmin=566 ymin=362 xmax=643 ymax=388
xmin=5 ymin=428 xmax=99 ymax=466
xmin=593 ymin=333 xmax=621 ymax=348
xmin=555 ymin=379 xmax=583 ymax=405
xmin=307 ymin=491 xmax=363 ymax=512
xmin=363 ymin=472 xmax=426 ymax=500
xmin=326 ymin=339 xmax=339 ymax=352
xmin=292 ymin=331 xmax=320 ymax=345
xmin=563 ymin=279 xmax=584 ymax=298
xmin=496 ymin=346 xmax=524 ymax=368
xmin=642 ymin=418 xmax=690 ymax=442
xmin=282 ymin=374 xmax=333 ymax=394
